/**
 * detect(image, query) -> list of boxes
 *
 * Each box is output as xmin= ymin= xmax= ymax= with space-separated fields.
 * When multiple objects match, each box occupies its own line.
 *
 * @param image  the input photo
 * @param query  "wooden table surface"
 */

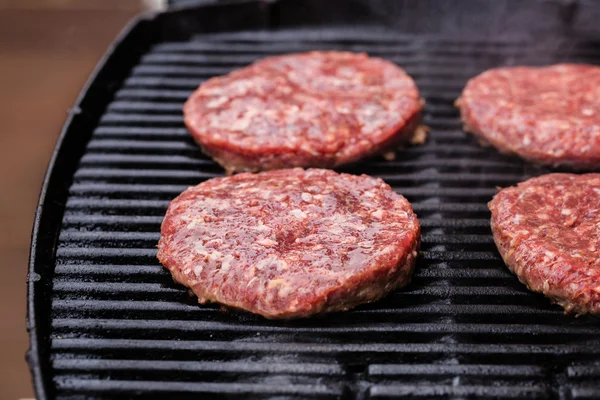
xmin=0 ymin=2 xmax=143 ymax=397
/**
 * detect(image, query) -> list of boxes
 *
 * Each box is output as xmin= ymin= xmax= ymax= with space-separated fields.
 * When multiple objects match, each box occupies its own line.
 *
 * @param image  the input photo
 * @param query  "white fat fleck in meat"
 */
xmin=363 ymin=190 xmax=376 ymax=198
xmin=229 ymin=108 xmax=261 ymax=131
xmin=294 ymin=235 xmax=314 ymax=244
xmin=346 ymin=248 xmax=369 ymax=270
xmin=254 ymin=223 xmax=270 ymax=233
xmin=337 ymin=66 xmax=357 ymax=78
xmin=327 ymin=225 xmax=344 ymax=235
xmin=299 ymin=142 xmax=320 ymax=156
xmin=359 ymin=240 xmax=375 ymax=249
xmin=277 ymin=282 xmax=294 ymax=298
xmin=202 ymin=198 xmax=231 ymax=211
xmin=342 ymin=219 xmax=369 ymax=233
xmin=543 ymin=280 xmax=550 ymax=293
xmin=337 ymin=105 xmax=351 ymax=114
xmin=570 ymin=283 xmax=578 ymax=291
xmin=301 ymin=192 xmax=313 ymax=202
xmin=395 ymin=210 xmax=409 ymax=219
xmin=256 ymin=256 xmax=288 ymax=271
xmin=544 ymin=250 xmax=556 ymax=259
xmin=290 ymin=209 xmax=307 ymax=219
xmin=256 ymin=238 xmax=278 ymax=247
xmin=194 ymin=243 xmax=210 ymax=257
xmin=185 ymin=220 xmax=200 ymax=230
xmin=267 ymin=278 xmax=288 ymax=290
xmin=259 ymin=190 xmax=273 ymax=199
xmin=373 ymin=245 xmax=396 ymax=257
xmin=208 ymin=252 xmax=224 ymax=270
xmin=246 ymin=276 xmax=258 ymax=288
xmin=371 ymin=209 xmax=386 ymax=220
xmin=206 ymin=96 xmax=228 ymax=108
xmin=220 ymin=254 xmax=235 ymax=273
xmin=274 ymin=194 xmax=289 ymax=202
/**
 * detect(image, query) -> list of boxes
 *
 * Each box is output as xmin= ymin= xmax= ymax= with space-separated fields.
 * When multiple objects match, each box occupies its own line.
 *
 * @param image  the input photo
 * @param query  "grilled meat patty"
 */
xmin=458 ymin=64 xmax=600 ymax=169
xmin=489 ymin=173 xmax=600 ymax=315
xmin=184 ymin=51 xmax=423 ymax=173
xmin=157 ymin=168 xmax=421 ymax=319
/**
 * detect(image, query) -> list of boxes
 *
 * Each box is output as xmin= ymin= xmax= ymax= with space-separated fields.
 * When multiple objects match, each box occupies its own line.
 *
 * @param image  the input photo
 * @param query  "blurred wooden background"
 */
xmin=0 ymin=1 xmax=151 ymax=397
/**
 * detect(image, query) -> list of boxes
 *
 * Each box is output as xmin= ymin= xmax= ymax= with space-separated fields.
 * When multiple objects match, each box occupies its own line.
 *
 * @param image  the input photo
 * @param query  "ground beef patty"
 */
xmin=458 ymin=64 xmax=600 ymax=169
xmin=157 ymin=168 xmax=420 ymax=319
xmin=184 ymin=51 xmax=423 ymax=173
xmin=489 ymin=173 xmax=600 ymax=316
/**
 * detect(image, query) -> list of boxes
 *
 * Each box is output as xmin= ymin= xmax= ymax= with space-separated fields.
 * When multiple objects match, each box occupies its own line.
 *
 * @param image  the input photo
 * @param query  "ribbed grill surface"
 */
xmin=50 ymin=29 xmax=600 ymax=399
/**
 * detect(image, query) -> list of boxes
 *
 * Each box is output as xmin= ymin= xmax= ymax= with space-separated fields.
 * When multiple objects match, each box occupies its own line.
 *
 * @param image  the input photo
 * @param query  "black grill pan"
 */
xmin=28 ymin=1 xmax=600 ymax=399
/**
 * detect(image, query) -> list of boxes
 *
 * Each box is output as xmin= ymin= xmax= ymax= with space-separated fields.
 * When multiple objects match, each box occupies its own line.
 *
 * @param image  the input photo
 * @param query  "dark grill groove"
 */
xmin=27 ymin=3 xmax=600 ymax=399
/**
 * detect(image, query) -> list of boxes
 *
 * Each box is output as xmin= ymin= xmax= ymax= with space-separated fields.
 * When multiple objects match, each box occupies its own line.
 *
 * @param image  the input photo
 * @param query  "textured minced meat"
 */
xmin=458 ymin=64 xmax=600 ymax=169
xmin=489 ymin=173 xmax=600 ymax=316
xmin=184 ymin=51 xmax=423 ymax=173
xmin=157 ymin=168 xmax=420 ymax=319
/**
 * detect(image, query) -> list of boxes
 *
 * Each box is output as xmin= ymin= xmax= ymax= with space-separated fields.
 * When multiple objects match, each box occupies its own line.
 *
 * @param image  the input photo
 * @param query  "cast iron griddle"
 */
xmin=28 ymin=1 xmax=600 ymax=398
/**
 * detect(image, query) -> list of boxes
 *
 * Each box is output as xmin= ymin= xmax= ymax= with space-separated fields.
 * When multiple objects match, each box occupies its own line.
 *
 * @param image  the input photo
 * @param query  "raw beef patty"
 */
xmin=184 ymin=51 xmax=423 ymax=173
xmin=458 ymin=64 xmax=600 ymax=169
xmin=157 ymin=168 xmax=421 ymax=319
xmin=489 ymin=173 xmax=600 ymax=315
